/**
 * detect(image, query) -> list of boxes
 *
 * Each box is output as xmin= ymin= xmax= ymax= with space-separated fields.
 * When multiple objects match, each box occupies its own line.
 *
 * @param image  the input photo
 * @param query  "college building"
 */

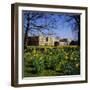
xmin=27 ymin=35 xmax=73 ymax=46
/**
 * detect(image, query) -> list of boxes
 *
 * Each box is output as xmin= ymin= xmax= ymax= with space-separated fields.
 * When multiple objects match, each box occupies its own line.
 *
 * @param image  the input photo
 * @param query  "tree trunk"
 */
xmin=24 ymin=14 xmax=30 ymax=48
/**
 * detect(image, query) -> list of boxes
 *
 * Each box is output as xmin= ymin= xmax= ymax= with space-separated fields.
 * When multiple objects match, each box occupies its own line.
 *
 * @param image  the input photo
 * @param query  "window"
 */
xmin=46 ymin=37 xmax=48 ymax=42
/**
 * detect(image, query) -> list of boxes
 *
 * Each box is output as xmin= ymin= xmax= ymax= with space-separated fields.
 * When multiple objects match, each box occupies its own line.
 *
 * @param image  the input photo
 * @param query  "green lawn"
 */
xmin=24 ymin=46 xmax=80 ymax=77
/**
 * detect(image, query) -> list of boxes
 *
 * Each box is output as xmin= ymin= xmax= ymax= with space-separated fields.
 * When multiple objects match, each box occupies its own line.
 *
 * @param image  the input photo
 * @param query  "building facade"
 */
xmin=27 ymin=35 xmax=72 ymax=46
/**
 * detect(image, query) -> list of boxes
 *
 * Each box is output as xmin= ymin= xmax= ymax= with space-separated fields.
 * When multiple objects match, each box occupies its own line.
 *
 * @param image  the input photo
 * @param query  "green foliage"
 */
xmin=24 ymin=46 xmax=80 ymax=77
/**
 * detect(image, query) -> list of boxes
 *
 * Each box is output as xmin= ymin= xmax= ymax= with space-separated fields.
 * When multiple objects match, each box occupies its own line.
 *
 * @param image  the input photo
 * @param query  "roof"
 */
xmin=59 ymin=39 xmax=68 ymax=42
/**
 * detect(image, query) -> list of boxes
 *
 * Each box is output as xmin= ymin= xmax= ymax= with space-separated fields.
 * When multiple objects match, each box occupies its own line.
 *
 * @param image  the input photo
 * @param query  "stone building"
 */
xmin=27 ymin=35 xmax=72 ymax=46
xmin=27 ymin=35 xmax=55 ymax=46
xmin=39 ymin=35 xmax=54 ymax=46
xmin=59 ymin=39 xmax=71 ymax=46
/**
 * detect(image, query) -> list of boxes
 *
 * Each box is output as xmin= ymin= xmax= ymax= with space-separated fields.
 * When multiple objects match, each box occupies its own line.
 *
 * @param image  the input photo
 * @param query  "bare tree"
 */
xmin=60 ymin=14 xmax=80 ymax=45
xmin=23 ymin=11 xmax=57 ymax=47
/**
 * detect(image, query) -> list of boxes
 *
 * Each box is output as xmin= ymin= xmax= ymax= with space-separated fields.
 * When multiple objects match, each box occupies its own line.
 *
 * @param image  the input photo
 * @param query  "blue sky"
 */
xmin=23 ymin=11 xmax=80 ymax=41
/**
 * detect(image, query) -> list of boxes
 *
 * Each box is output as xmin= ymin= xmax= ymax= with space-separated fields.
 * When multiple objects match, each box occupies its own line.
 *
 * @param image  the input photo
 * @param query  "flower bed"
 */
xmin=24 ymin=46 xmax=80 ymax=77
